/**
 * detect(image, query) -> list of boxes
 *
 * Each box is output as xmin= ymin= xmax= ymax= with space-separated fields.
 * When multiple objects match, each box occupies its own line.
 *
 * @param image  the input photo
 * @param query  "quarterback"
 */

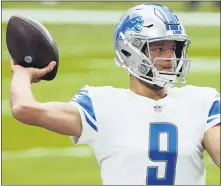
xmin=9 ymin=4 xmax=220 ymax=185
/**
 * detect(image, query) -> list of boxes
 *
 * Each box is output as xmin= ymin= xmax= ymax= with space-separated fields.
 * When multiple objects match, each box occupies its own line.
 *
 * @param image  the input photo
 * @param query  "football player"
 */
xmin=9 ymin=3 xmax=220 ymax=185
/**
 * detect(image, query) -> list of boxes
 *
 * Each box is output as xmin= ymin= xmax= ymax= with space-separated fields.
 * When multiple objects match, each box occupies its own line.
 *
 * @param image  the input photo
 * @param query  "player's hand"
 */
xmin=10 ymin=59 xmax=56 ymax=83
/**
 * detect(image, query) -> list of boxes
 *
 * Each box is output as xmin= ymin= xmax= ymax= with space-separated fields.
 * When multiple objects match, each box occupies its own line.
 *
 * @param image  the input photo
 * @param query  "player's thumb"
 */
xmin=41 ymin=61 xmax=56 ymax=76
xmin=47 ymin=61 xmax=56 ymax=72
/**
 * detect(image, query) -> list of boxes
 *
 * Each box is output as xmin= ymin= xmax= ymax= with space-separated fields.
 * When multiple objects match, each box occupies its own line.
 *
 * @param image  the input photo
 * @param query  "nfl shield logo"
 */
xmin=154 ymin=105 xmax=162 ymax=113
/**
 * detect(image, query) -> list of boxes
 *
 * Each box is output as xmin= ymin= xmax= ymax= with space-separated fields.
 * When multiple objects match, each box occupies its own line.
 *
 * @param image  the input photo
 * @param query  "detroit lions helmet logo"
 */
xmin=114 ymin=14 xmax=144 ymax=48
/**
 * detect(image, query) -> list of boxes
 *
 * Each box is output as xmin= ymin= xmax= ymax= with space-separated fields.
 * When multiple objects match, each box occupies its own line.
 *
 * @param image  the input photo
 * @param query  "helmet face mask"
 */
xmin=114 ymin=3 xmax=192 ymax=88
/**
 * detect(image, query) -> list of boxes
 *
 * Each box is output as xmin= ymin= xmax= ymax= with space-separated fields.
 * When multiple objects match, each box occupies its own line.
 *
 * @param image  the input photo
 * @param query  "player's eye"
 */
xmin=155 ymin=47 xmax=176 ymax=53
xmin=155 ymin=48 xmax=165 ymax=52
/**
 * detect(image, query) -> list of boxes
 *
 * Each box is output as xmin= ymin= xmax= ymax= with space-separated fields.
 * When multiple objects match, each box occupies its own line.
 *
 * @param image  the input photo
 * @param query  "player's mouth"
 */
xmin=162 ymin=67 xmax=174 ymax=72
xmin=156 ymin=66 xmax=175 ymax=72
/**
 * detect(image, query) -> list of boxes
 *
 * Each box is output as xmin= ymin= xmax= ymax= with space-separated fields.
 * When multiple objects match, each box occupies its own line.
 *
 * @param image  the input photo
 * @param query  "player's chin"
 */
xmin=146 ymin=83 xmax=164 ymax=90
xmin=158 ymin=68 xmax=175 ymax=72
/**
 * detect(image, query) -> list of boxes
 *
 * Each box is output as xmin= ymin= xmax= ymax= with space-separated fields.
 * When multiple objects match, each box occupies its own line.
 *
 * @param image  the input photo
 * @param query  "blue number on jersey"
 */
xmin=146 ymin=123 xmax=178 ymax=185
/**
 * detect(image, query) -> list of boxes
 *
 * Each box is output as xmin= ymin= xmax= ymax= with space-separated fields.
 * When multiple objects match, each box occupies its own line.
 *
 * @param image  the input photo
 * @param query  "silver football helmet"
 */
xmin=114 ymin=3 xmax=191 ymax=88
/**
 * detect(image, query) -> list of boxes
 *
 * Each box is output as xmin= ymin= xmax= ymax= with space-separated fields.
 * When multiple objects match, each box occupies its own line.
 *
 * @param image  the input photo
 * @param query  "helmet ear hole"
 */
xmin=141 ymin=42 xmax=147 ymax=54
xmin=175 ymin=41 xmax=185 ymax=58
xmin=175 ymin=41 xmax=185 ymax=76
xmin=121 ymin=49 xmax=131 ymax=57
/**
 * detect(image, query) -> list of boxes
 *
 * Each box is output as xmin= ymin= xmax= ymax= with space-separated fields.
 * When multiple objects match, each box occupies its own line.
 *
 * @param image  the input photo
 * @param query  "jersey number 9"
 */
xmin=146 ymin=123 xmax=178 ymax=185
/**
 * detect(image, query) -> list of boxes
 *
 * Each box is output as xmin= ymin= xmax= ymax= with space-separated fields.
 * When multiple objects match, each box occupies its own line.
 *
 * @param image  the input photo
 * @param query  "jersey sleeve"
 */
xmin=205 ymin=90 xmax=220 ymax=132
xmin=69 ymin=86 xmax=98 ymax=145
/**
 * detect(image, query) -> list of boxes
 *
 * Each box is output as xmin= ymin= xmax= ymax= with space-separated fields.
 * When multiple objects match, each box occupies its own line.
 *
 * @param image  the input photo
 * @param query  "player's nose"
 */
xmin=164 ymin=49 xmax=175 ymax=58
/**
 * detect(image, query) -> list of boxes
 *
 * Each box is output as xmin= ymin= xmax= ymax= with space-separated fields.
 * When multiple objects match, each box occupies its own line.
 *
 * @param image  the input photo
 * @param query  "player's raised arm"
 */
xmin=10 ymin=59 xmax=82 ymax=137
xmin=204 ymin=124 xmax=220 ymax=168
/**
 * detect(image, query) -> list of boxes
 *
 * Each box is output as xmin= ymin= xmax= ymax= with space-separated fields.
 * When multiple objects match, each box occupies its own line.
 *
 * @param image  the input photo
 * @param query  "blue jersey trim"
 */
xmin=72 ymin=87 xmax=98 ymax=132
xmin=208 ymin=100 xmax=220 ymax=117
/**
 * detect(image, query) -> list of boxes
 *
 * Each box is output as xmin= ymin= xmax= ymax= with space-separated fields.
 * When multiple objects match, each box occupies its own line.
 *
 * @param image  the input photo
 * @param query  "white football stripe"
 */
xmin=2 ymin=147 xmax=93 ymax=160
xmin=2 ymin=147 xmax=214 ymax=165
xmin=2 ymin=9 xmax=220 ymax=26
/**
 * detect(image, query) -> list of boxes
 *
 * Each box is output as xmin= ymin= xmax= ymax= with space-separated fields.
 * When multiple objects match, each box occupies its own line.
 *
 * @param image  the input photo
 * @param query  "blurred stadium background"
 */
xmin=2 ymin=1 xmax=220 ymax=185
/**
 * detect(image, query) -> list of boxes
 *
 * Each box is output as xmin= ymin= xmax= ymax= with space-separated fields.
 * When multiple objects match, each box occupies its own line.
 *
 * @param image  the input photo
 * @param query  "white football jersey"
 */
xmin=69 ymin=85 xmax=220 ymax=185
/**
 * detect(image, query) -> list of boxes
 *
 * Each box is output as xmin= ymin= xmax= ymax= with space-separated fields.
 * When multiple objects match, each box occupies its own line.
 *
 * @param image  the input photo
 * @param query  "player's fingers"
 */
xmin=39 ymin=61 xmax=56 ymax=77
xmin=49 ymin=61 xmax=57 ymax=69
xmin=33 ymin=78 xmax=41 ymax=83
xmin=31 ymin=78 xmax=41 ymax=83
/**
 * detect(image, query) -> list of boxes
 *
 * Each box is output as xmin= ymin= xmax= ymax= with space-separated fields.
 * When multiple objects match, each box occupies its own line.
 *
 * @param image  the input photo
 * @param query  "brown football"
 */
xmin=6 ymin=15 xmax=59 ymax=81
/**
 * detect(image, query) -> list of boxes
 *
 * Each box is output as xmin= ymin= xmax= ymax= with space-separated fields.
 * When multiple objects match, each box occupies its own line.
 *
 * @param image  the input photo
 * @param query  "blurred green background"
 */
xmin=2 ymin=1 xmax=220 ymax=185
xmin=2 ymin=1 xmax=221 ymax=11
